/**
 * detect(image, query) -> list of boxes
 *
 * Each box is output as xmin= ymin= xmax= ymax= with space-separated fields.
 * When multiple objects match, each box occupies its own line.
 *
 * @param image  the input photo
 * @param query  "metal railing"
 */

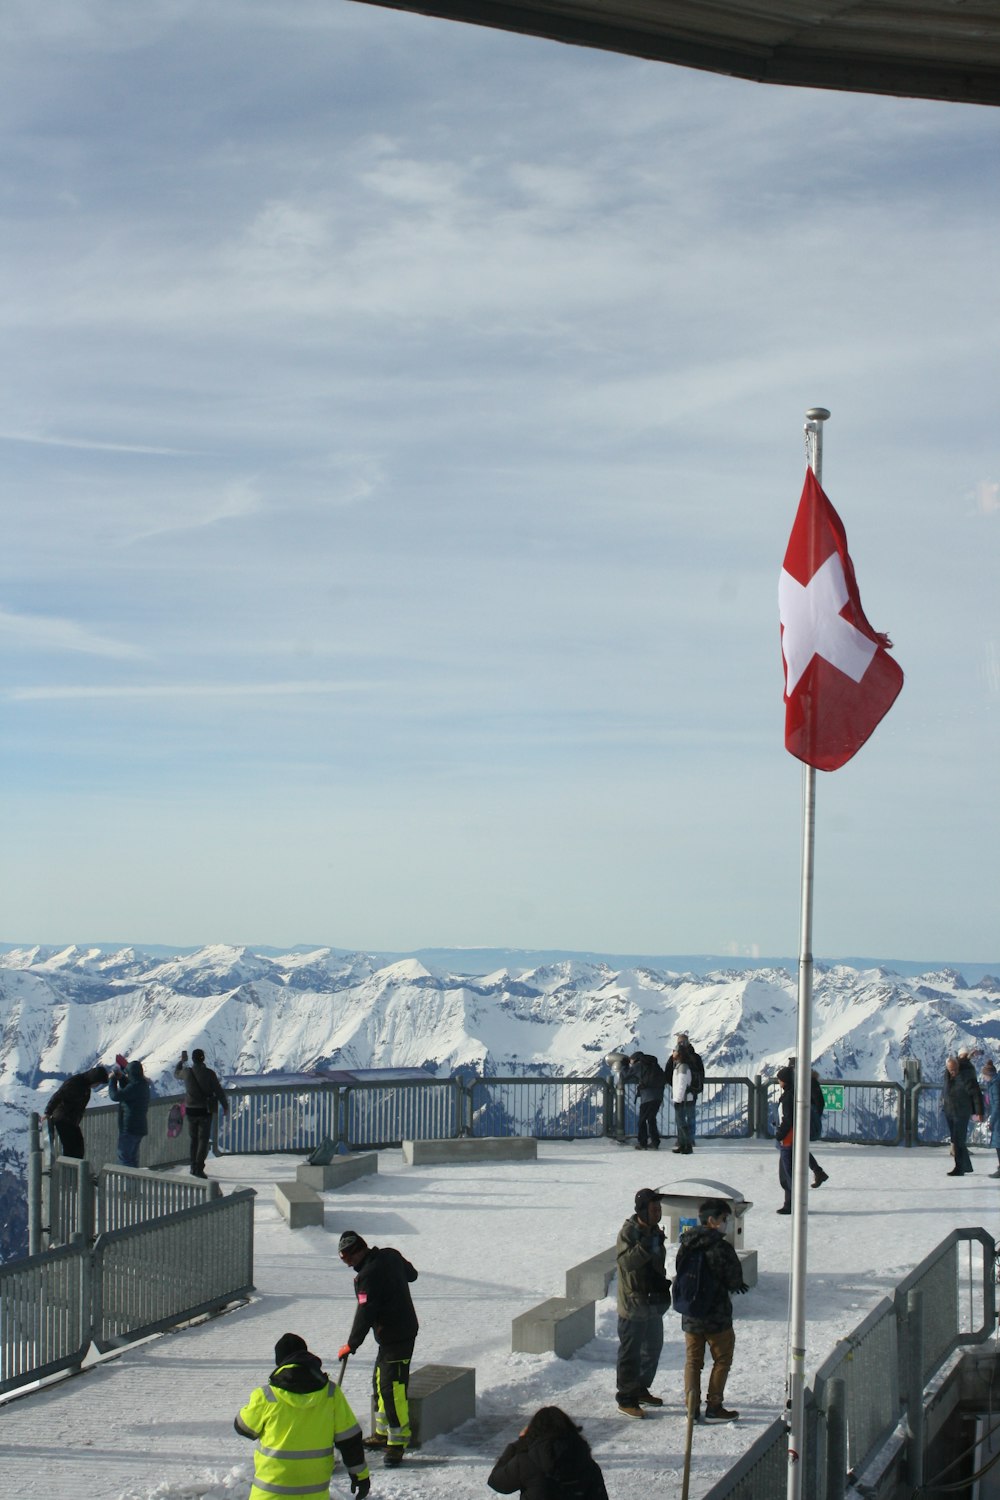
xmin=0 ymin=1189 xmax=255 ymax=1396
xmin=345 ymin=1079 xmax=463 ymax=1147
xmin=468 ymin=1076 xmax=608 ymax=1138
xmin=92 ymin=1189 xmax=255 ymax=1351
xmin=701 ymin=1226 xmax=995 ymax=1500
xmin=758 ymin=1078 xmax=905 ymax=1146
xmin=47 ymin=1158 xmax=220 ymax=1249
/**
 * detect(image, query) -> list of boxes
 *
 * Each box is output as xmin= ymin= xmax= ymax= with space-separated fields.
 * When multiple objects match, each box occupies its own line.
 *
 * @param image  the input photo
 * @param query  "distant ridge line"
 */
xmin=0 ymin=941 xmax=996 ymax=984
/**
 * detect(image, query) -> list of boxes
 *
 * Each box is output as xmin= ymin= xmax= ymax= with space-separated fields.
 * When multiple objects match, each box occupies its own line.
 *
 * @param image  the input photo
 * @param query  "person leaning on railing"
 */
xmin=43 ymin=1064 xmax=109 ymax=1159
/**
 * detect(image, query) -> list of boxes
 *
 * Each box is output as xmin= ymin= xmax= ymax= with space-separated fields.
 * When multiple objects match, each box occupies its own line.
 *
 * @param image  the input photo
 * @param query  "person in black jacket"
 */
xmin=775 ymin=1066 xmax=795 ymax=1214
xmin=44 ymin=1065 xmax=109 ymax=1159
xmin=173 ymin=1048 xmax=229 ymax=1178
xmin=488 ymin=1406 xmax=609 ymax=1500
xmin=337 ymin=1229 xmax=419 ymax=1466
xmin=676 ymin=1199 xmax=748 ymax=1423
xmin=943 ymin=1053 xmax=984 ymax=1176
xmin=108 ymin=1059 xmax=150 ymax=1167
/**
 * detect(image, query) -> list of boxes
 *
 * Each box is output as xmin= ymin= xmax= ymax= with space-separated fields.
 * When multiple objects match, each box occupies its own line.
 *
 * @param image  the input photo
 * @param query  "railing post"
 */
xmin=77 ymin=1160 xmax=96 ymax=1246
xmin=904 ymin=1287 xmax=924 ymax=1490
xmin=754 ymin=1074 xmax=769 ymax=1138
xmin=824 ymin=1377 xmax=847 ymax=1500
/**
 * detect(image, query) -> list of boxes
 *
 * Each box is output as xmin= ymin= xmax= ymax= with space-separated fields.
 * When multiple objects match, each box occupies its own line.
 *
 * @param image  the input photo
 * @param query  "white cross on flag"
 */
xmin=779 ymin=469 xmax=903 ymax=771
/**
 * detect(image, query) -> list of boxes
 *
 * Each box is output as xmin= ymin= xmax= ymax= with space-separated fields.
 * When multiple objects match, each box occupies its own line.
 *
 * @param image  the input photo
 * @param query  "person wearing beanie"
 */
xmin=173 ymin=1047 xmax=229 ymax=1179
xmin=338 ymin=1229 xmax=419 ymax=1466
xmin=108 ymin=1058 xmax=151 ymax=1167
xmin=43 ymin=1064 xmax=110 ymax=1159
xmin=614 ymin=1188 xmax=672 ymax=1419
xmin=235 ymin=1333 xmax=370 ymax=1500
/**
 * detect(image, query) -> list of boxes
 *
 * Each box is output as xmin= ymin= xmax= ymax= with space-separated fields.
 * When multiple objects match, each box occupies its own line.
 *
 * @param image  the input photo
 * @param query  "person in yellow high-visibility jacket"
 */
xmin=235 ymin=1333 xmax=371 ymax=1500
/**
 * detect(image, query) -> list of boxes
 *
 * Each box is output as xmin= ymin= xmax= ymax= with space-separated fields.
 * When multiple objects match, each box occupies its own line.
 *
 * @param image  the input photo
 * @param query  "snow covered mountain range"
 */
xmin=2 ymin=942 xmax=999 ymax=1259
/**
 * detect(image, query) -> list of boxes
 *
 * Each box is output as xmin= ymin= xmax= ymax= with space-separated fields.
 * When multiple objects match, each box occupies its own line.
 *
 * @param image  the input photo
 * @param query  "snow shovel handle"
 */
xmin=336 ymin=1352 xmax=349 ymax=1387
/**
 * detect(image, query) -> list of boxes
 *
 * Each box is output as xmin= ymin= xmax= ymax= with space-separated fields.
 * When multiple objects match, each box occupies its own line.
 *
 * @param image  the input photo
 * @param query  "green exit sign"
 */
xmin=821 ymin=1084 xmax=844 ymax=1111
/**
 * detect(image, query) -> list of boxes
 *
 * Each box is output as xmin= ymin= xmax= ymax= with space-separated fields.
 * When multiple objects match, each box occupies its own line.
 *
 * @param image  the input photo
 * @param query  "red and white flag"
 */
xmin=779 ymin=469 xmax=903 ymax=771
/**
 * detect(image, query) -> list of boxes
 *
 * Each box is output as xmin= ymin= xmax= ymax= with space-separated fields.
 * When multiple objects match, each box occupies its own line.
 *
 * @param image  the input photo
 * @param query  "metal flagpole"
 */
xmin=786 ymin=406 xmax=830 ymax=1500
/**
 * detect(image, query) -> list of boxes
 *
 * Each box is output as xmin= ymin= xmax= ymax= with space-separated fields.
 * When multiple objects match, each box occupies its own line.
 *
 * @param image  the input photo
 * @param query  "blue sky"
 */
xmin=1 ymin=0 xmax=997 ymax=960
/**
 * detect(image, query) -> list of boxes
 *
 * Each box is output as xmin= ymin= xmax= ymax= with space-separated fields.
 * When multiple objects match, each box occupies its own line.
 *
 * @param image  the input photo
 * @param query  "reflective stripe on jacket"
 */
xmin=238 ymin=1377 xmax=364 ymax=1498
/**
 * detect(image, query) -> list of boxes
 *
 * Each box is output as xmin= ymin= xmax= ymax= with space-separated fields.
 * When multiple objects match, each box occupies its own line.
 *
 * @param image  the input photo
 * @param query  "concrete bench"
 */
xmin=274 ymin=1180 xmax=324 ymax=1228
xmin=402 ymin=1137 xmax=537 ymax=1165
xmin=512 ymin=1297 xmax=595 ymax=1358
xmin=295 ymin=1151 xmax=378 ymax=1192
xmin=370 ymin=1364 xmax=475 ymax=1448
xmin=565 ymin=1247 xmax=617 ymax=1302
xmin=737 ymin=1248 xmax=758 ymax=1288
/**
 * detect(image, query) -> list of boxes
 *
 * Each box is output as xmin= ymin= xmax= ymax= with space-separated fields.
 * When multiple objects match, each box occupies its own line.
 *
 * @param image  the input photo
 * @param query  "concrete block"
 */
xmin=371 ymin=1364 xmax=475 ymax=1448
xmin=565 ymin=1247 xmax=617 ymax=1302
xmin=737 ymin=1248 xmax=758 ymax=1288
xmin=274 ymin=1180 xmax=324 ymax=1229
xmin=402 ymin=1137 xmax=538 ymax=1165
xmin=295 ymin=1152 xmax=378 ymax=1191
xmin=511 ymin=1297 xmax=595 ymax=1358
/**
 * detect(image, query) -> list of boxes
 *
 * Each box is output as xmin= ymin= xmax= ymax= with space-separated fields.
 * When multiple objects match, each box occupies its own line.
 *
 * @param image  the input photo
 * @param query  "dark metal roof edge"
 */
xmin=349 ymin=0 xmax=1000 ymax=105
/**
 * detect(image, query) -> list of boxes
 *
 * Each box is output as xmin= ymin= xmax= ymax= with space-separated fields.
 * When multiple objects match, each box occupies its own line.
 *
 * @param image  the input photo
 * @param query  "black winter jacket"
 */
xmin=45 ymin=1068 xmax=107 ymax=1127
xmin=174 ymin=1059 xmax=228 ymax=1117
xmin=488 ymin=1434 xmax=609 ymax=1500
xmin=348 ymin=1246 xmax=419 ymax=1356
xmin=675 ymin=1224 xmax=745 ymax=1336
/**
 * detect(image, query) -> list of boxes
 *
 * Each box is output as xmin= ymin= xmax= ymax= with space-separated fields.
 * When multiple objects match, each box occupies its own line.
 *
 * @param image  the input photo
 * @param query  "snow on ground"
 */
xmin=2 ymin=1136 xmax=996 ymax=1500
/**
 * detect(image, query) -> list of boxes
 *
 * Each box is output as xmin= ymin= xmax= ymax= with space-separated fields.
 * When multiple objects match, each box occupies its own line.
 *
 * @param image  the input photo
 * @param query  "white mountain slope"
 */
xmin=1 ymin=944 xmax=998 ymax=1259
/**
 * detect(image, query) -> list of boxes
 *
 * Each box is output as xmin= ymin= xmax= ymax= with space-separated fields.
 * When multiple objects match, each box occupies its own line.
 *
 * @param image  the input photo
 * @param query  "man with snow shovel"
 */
xmin=338 ymin=1229 xmax=419 ymax=1468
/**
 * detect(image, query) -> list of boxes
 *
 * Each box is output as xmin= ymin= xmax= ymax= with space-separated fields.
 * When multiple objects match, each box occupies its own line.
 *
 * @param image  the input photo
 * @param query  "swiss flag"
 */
xmin=779 ymin=469 xmax=903 ymax=771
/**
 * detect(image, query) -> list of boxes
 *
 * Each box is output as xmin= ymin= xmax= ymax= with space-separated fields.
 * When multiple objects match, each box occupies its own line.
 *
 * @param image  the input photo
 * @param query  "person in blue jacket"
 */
xmin=108 ymin=1059 xmax=150 ymax=1167
xmin=981 ymin=1059 xmax=1000 ymax=1177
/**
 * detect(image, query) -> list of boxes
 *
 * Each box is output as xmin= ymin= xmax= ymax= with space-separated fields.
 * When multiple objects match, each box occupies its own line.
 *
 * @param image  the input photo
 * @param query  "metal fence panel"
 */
xmin=894 ymin=1228 xmax=994 ymax=1381
xmin=699 ymin=1416 xmax=789 ymax=1500
xmin=620 ymin=1077 xmax=753 ymax=1140
xmin=91 ymin=1189 xmax=256 ymax=1352
xmin=469 ymin=1077 xmax=608 ymax=1138
xmin=97 ymin=1166 xmax=219 ymax=1236
xmin=763 ymin=1080 xmax=903 ymax=1145
xmin=812 ymin=1297 xmax=899 ymax=1473
xmin=345 ymin=1081 xmax=461 ymax=1146
xmin=0 ymin=1243 xmax=89 ymax=1395
xmin=216 ymin=1084 xmax=341 ymax=1155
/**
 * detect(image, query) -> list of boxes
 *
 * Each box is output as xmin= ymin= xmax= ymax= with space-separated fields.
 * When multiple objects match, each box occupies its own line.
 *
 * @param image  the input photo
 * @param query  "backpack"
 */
xmin=672 ymin=1239 xmax=716 ymax=1319
xmin=633 ymin=1053 xmax=665 ymax=1090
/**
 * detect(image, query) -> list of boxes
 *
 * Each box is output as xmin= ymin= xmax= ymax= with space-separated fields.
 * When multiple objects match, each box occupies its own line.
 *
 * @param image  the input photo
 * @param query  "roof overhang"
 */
xmin=349 ymin=0 xmax=1000 ymax=106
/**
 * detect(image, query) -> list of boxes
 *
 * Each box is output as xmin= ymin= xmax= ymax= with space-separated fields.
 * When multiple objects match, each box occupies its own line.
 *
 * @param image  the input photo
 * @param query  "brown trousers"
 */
xmin=684 ymin=1325 xmax=736 ymax=1411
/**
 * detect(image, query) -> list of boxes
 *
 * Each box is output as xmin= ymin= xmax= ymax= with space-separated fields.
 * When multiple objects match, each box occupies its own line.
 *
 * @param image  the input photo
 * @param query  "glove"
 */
xmin=338 ymin=1343 xmax=352 ymax=1360
xmin=350 ymin=1476 xmax=371 ymax=1498
xmin=734 ymin=1281 xmax=750 ymax=1294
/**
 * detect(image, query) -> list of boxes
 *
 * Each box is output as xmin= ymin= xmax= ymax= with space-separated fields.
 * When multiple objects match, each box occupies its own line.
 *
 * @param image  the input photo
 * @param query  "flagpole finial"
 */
xmin=805 ymin=407 xmax=831 ymax=423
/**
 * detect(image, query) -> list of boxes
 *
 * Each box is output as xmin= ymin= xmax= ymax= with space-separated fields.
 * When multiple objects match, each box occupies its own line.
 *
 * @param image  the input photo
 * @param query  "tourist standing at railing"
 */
xmin=981 ymin=1061 xmax=1000 ymax=1178
xmin=942 ymin=1054 xmax=983 ymax=1177
xmin=235 ymin=1332 xmax=370 ymax=1500
xmin=665 ymin=1034 xmax=703 ymax=1153
xmin=775 ymin=1067 xmax=795 ymax=1214
xmin=174 ymin=1047 xmax=229 ymax=1179
xmin=623 ymin=1050 xmax=665 ymax=1151
xmin=108 ymin=1058 xmax=150 ymax=1167
xmin=43 ymin=1064 xmax=109 ymax=1159
xmin=338 ymin=1229 xmax=419 ymax=1467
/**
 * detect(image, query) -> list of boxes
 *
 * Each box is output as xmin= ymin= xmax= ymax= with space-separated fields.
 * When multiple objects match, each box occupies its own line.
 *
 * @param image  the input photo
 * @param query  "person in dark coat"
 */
xmin=615 ymin=1187 xmax=672 ymax=1417
xmin=981 ymin=1060 xmax=1000 ymax=1177
xmin=622 ymin=1051 xmax=665 ymax=1150
xmin=488 ymin=1406 xmax=609 ymax=1500
xmin=676 ymin=1198 xmax=749 ymax=1423
xmin=808 ymin=1070 xmax=830 ymax=1187
xmin=775 ymin=1066 xmax=795 ymax=1213
xmin=665 ymin=1034 xmax=704 ymax=1152
xmin=337 ymin=1230 xmax=419 ymax=1466
xmin=942 ymin=1054 xmax=984 ymax=1176
xmin=173 ymin=1048 xmax=229 ymax=1178
xmin=44 ymin=1065 xmax=109 ymax=1159
xmin=108 ymin=1059 xmax=150 ymax=1167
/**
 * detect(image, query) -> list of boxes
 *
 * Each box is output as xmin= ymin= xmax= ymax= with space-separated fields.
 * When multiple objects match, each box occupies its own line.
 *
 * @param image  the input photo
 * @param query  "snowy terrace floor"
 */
xmin=2 ymin=1136 xmax=998 ymax=1500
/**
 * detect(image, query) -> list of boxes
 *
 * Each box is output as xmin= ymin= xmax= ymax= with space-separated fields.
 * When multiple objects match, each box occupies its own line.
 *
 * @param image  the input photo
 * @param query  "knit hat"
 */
xmin=274 ymin=1332 xmax=308 ymax=1367
xmin=776 ymin=1066 xmax=794 ymax=1086
xmin=338 ymin=1230 xmax=367 ymax=1255
xmin=192 ymin=1048 xmax=205 ymax=1064
xmin=634 ymin=1188 xmax=664 ymax=1215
